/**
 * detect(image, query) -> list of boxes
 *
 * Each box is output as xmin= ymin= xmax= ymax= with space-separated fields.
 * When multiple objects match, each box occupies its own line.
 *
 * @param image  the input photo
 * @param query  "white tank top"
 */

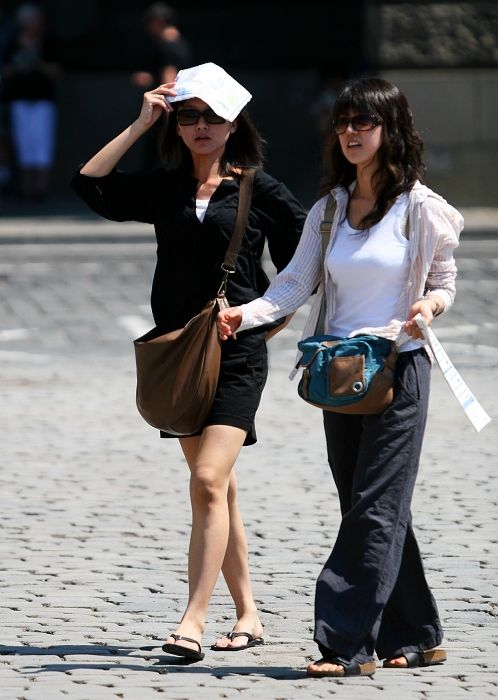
xmin=327 ymin=193 xmax=411 ymax=338
xmin=195 ymin=198 xmax=209 ymax=222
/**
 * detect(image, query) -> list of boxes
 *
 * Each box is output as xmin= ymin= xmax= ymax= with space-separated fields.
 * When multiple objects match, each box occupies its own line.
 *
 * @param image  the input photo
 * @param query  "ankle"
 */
xmin=177 ymin=617 xmax=205 ymax=637
xmin=233 ymin=612 xmax=263 ymax=635
xmin=234 ymin=602 xmax=259 ymax=619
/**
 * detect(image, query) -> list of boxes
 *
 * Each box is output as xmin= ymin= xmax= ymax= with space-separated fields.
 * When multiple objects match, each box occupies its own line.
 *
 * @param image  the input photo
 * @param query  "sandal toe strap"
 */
xmin=227 ymin=631 xmax=252 ymax=642
xmin=170 ymin=634 xmax=202 ymax=653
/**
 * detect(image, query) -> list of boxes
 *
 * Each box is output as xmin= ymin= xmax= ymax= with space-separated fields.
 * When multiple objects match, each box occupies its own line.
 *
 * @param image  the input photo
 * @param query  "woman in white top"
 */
xmin=218 ymin=78 xmax=463 ymax=677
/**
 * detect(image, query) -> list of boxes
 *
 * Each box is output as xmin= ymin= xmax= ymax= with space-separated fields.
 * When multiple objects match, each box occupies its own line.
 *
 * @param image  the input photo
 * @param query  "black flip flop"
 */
xmin=383 ymin=648 xmax=446 ymax=668
xmin=307 ymin=656 xmax=376 ymax=677
xmin=162 ymin=633 xmax=205 ymax=661
xmin=211 ymin=631 xmax=265 ymax=651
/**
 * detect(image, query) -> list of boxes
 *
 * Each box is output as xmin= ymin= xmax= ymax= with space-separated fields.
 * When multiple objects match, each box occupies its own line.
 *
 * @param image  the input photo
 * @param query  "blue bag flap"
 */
xmin=297 ymin=334 xmax=393 ymax=406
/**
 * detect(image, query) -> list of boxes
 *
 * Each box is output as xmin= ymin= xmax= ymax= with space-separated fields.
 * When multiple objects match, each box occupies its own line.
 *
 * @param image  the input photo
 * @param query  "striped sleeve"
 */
xmin=421 ymin=197 xmax=462 ymax=312
xmin=239 ymin=196 xmax=328 ymax=331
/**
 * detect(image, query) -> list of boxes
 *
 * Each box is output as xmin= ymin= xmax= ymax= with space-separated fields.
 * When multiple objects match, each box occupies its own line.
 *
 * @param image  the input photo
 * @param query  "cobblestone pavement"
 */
xmin=0 ymin=222 xmax=497 ymax=699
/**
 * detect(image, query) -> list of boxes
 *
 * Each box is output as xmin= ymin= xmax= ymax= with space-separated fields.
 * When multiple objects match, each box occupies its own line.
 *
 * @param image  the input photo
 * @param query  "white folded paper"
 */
xmin=169 ymin=63 xmax=252 ymax=121
xmin=414 ymin=314 xmax=491 ymax=433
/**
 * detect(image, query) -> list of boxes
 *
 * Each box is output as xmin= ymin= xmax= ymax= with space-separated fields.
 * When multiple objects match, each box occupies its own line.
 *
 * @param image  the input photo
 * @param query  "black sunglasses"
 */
xmin=177 ymin=108 xmax=226 ymax=126
xmin=332 ymin=113 xmax=383 ymax=134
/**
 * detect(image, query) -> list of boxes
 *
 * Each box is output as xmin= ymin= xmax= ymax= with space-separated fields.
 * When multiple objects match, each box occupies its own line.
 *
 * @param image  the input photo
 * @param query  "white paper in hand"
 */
xmin=169 ymin=63 xmax=252 ymax=121
xmin=414 ymin=314 xmax=491 ymax=433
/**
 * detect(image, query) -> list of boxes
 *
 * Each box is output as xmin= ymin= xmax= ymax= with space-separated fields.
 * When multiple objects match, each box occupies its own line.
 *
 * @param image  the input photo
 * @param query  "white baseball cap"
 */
xmin=168 ymin=62 xmax=252 ymax=122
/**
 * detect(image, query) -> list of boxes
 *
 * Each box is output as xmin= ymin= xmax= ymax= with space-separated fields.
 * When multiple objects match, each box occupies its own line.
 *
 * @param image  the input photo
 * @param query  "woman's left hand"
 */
xmin=404 ymin=296 xmax=443 ymax=338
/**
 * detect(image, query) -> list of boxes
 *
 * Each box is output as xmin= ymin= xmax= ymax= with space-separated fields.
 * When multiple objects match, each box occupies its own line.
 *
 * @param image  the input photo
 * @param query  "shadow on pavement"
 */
xmin=0 ymin=644 xmax=307 ymax=679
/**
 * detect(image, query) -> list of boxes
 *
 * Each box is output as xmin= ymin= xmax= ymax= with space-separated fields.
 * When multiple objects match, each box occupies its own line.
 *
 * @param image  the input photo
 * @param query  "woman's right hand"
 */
xmin=135 ymin=83 xmax=176 ymax=132
xmin=80 ymin=83 xmax=177 ymax=178
xmin=217 ymin=307 xmax=242 ymax=340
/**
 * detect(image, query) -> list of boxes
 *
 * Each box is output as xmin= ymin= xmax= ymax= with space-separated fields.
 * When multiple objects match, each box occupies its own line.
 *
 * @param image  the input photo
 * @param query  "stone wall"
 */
xmin=380 ymin=69 xmax=498 ymax=206
xmin=367 ymin=1 xmax=498 ymax=69
xmin=363 ymin=3 xmax=498 ymax=206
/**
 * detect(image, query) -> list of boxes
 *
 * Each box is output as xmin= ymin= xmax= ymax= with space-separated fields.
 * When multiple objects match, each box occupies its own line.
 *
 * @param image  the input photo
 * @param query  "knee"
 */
xmin=190 ymin=467 xmax=228 ymax=509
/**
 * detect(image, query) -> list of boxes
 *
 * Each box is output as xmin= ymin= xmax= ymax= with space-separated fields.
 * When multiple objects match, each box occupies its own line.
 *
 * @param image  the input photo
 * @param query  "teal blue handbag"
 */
xmin=297 ymin=334 xmax=398 ymax=414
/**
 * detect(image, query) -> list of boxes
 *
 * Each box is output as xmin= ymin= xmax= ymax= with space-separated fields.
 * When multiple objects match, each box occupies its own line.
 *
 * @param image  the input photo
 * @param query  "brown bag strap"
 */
xmin=221 ymin=167 xmax=257 ymax=275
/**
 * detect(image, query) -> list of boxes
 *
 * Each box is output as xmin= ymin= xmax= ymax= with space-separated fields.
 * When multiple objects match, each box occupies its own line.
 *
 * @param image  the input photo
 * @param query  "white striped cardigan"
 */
xmin=238 ymin=181 xmax=464 ymax=376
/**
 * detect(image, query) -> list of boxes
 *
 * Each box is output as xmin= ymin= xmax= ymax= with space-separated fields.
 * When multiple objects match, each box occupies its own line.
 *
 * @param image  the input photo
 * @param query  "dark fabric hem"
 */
xmin=378 ymin=630 xmax=444 ymax=661
xmin=160 ymin=418 xmax=256 ymax=446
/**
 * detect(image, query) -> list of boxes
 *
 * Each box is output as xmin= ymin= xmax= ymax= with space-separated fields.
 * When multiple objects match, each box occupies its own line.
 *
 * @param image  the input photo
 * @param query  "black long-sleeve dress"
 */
xmin=71 ymin=166 xmax=306 ymax=445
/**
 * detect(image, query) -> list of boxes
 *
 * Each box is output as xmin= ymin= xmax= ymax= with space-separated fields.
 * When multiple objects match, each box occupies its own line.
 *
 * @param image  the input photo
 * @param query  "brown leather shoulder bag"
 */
xmin=134 ymin=168 xmax=256 ymax=435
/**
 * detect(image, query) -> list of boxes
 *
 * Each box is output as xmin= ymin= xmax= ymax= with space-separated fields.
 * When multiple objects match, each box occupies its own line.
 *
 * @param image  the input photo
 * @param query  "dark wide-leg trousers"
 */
xmin=315 ymin=349 xmax=443 ymax=663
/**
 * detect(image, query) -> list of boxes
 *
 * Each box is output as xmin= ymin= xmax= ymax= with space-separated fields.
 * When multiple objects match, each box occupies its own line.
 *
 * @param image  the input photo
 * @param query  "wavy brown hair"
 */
xmin=159 ymin=105 xmax=265 ymax=175
xmin=319 ymin=78 xmax=425 ymax=230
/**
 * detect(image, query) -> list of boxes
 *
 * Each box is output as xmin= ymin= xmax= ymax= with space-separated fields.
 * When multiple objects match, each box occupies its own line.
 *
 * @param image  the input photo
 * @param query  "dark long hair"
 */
xmin=319 ymin=77 xmax=425 ymax=229
xmin=159 ymin=105 xmax=266 ymax=175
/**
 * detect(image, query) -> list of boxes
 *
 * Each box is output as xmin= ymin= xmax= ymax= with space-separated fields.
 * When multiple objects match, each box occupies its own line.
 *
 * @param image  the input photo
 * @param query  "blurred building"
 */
xmin=365 ymin=0 xmax=498 ymax=207
xmin=3 ymin=0 xmax=496 ymax=207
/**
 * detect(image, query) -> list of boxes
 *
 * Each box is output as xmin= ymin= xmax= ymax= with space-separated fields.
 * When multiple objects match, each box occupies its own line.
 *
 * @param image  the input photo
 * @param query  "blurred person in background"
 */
xmin=131 ymin=2 xmax=193 ymax=169
xmin=0 ymin=0 xmax=15 ymax=193
xmin=310 ymin=74 xmax=342 ymax=143
xmin=131 ymin=2 xmax=192 ymax=89
xmin=2 ymin=3 xmax=60 ymax=200
xmin=0 ymin=2 xmax=14 ymax=192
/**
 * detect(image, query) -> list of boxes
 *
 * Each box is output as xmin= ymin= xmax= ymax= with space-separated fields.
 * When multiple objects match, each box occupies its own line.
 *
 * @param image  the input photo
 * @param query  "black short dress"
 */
xmin=71 ymin=166 xmax=306 ymax=445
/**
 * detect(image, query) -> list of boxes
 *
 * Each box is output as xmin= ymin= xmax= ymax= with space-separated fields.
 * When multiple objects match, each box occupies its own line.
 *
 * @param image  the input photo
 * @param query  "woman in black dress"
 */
xmin=71 ymin=63 xmax=306 ymax=661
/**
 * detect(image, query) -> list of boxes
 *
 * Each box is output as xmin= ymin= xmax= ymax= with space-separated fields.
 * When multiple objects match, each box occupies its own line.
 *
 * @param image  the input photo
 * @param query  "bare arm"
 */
xmin=80 ymin=84 xmax=176 ymax=178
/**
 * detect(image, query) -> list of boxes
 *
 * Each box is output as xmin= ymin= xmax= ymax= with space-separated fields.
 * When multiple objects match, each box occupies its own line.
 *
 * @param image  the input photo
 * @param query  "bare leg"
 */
xmin=163 ymin=425 xmax=249 ymax=653
xmin=211 ymin=472 xmax=263 ymax=648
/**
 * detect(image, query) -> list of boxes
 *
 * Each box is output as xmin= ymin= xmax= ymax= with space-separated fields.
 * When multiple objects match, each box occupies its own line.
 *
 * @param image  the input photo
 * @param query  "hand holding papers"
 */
xmin=414 ymin=314 xmax=491 ymax=433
